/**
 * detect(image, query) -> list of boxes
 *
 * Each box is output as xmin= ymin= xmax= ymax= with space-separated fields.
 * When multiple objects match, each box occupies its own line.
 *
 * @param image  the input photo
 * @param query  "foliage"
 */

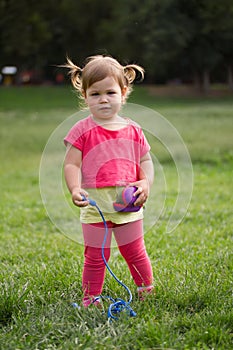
xmin=0 ymin=0 xmax=233 ymax=86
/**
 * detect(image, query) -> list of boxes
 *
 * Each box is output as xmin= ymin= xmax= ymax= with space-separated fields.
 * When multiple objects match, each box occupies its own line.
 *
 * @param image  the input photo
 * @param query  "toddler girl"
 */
xmin=63 ymin=55 xmax=154 ymax=307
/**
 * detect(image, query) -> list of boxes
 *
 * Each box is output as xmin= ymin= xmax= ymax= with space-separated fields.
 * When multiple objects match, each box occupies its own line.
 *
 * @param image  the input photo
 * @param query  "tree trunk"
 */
xmin=227 ymin=65 xmax=233 ymax=90
xmin=193 ymin=71 xmax=201 ymax=91
xmin=202 ymin=69 xmax=210 ymax=94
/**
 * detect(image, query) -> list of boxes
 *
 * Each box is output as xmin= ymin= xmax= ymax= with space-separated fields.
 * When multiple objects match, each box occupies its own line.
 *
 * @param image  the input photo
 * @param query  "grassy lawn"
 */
xmin=0 ymin=86 xmax=232 ymax=349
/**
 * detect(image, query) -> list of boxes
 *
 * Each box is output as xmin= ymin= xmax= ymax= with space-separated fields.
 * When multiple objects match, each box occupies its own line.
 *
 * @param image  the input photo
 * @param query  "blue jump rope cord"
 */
xmin=84 ymin=197 xmax=136 ymax=319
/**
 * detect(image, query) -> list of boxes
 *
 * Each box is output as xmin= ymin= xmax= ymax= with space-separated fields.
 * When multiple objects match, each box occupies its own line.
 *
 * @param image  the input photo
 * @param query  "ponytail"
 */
xmin=123 ymin=64 xmax=145 ymax=85
xmin=62 ymin=57 xmax=83 ymax=91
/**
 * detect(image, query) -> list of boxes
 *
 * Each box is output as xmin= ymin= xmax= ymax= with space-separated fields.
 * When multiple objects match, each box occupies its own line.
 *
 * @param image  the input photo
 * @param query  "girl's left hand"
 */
xmin=129 ymin=179 xmax=149 ymax=206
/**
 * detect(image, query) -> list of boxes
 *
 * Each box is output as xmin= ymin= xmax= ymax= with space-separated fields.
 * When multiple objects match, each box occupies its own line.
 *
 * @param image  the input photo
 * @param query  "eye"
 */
xmin=107 ymin=91 xmax=116 ymax=95
xmin=90 ymin=92 xmax=99 ymax=96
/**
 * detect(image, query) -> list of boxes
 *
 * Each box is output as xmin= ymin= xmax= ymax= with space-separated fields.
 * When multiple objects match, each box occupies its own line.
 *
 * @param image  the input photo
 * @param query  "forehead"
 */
xmin=87 ymin=76 xmax=121 ymax=91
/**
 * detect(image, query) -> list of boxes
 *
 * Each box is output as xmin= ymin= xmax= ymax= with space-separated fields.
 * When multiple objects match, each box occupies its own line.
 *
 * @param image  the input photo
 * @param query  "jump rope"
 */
xmin=73 ymin=187 xmax=140 ymax=320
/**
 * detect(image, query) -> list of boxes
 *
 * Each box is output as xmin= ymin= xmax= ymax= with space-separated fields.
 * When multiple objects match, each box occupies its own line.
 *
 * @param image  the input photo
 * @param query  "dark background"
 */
xmin=0 ymin=0 xmax=233 ymax=91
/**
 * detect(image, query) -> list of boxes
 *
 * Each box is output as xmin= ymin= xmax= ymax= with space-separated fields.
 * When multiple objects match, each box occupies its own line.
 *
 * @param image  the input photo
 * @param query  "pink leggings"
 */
xmin=81 ymin=219 xmax=153 ymax=297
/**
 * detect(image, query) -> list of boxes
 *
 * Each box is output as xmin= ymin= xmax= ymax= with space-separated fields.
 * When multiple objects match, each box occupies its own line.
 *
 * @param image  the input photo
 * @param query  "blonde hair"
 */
xmin=63 ymin=55 xmax=144 ymax=99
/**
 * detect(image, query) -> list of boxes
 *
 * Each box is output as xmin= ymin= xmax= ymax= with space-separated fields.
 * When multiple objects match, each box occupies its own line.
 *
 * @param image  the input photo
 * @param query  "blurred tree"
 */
xmin=140 ymin=0 xmax=193 ymax=82
xmin=95 ymin=0 xmax=191 ymax=82
xmin=201 ymin=0 xmax=233 ymax=89
xmin=0 ymin=0 xmax=52 ymax=68
xmin=44 ymin=0 xmax=113 ymax=64
xmin=177 ymin=0 xmax=227 ymax=91
xmin=96 ymin=0 xmax=148 ymax=63
xmin=140 ymin=0 xmax=233 ymax=90
xmin=0 ymin=0 xmax=232 ymax=86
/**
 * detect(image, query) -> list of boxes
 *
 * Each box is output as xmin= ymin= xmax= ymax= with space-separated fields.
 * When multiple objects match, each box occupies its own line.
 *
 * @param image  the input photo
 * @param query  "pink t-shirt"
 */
xmin=64 ymin=116 xmax=150 ymax=188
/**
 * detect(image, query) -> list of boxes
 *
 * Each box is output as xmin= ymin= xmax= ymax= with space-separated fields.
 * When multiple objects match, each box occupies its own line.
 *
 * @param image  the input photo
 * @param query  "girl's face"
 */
xmin=83 ymin=76 xmax=127 ymax=122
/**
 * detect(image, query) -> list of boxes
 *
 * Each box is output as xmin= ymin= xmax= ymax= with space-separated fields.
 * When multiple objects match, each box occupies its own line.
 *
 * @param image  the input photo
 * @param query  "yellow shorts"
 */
xmin=80 ymin=187 xmax=144 ymax=224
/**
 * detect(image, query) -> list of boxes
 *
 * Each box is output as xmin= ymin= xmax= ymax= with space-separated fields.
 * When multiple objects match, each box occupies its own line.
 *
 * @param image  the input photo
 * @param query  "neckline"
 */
xmin=90 ymin=115 xmax=130 ymax=131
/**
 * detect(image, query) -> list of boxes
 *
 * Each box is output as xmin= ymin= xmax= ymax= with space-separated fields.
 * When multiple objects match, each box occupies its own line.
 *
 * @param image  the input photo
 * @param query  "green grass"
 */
xmin=0 ymin=86 xmax=233 ymax=349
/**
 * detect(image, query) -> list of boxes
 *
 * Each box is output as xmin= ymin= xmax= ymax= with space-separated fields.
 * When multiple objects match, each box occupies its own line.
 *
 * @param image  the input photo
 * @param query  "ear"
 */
xmin=121 ymin=86 xmax=128 ymax=103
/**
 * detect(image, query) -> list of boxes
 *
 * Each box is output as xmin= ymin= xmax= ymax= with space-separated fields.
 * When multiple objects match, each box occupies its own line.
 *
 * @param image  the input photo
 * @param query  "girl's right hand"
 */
xmin=71 ymin=188 xmax=89 ymax=207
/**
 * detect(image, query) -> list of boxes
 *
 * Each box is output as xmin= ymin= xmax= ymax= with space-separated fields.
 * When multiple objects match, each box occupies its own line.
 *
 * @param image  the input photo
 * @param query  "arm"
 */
xmin=130 ymin=151 xmax=154 ymax=206
xmin=64 ymin=144 xmax=88 ymax=207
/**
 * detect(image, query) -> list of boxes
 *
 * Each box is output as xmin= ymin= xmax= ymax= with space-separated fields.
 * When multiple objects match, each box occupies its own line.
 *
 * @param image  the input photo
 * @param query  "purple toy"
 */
xmin=113 ymin=186 xmax=142 ymax=212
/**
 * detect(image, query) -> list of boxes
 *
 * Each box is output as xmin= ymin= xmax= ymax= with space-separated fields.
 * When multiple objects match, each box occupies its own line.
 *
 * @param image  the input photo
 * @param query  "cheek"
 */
xmin=85 ymin=97 xmax=94 ymax=106
xmin=87 ymin=99 xmax=98 ymax=110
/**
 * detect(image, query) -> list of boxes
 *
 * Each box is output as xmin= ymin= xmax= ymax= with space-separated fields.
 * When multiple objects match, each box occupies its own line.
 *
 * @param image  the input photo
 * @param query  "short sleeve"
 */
xmin=64 ymin=120 xmax=85 ymax=151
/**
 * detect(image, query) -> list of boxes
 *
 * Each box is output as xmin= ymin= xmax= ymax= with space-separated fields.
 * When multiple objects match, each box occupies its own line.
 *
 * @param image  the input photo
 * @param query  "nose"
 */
xmin=99 ymin=94 xmax=108 ymax=103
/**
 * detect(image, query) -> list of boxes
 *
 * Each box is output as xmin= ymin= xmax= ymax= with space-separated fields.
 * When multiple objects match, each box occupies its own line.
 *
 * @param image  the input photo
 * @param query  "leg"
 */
xmin=81 ymin=222 xmax=112 ymax=306
xmin=114 ymin=220 xmax=153 ymax=287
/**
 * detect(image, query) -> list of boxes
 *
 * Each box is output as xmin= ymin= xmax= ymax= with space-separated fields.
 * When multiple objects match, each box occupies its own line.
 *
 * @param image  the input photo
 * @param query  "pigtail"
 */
xmin=59 ymin=55 xmax=145 ymax=101
xmin=123 ymin=64 xmax=145 ymax=85
xmin=62 ymin=56 xmax=83 ymax=92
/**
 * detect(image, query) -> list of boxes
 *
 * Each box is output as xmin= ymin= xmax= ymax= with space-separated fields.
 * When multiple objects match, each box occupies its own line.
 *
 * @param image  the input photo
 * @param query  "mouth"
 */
xmin=99 ymin=106 xmax=111 ymax=110
xmin=99 ymin=104 xmax=111 ymax=109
